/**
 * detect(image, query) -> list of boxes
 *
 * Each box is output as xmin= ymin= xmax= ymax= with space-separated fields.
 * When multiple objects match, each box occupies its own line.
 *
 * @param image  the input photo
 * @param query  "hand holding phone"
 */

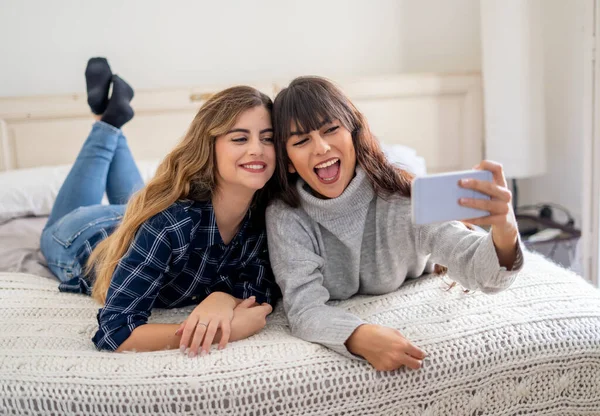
xmin=411 ymin=169 xmax=494 ymax=225
xmin=412 ymin=160 xmax=521 ymax=270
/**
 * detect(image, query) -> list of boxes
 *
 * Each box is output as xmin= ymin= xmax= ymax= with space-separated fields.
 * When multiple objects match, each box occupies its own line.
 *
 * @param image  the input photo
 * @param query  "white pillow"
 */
xmin=0 ymin=144 xmax=426 ymax=223
xmin=380 ymin=143 xmax=427 ymax=177
xmin=0 ymin=160 xmax=161 ymax=223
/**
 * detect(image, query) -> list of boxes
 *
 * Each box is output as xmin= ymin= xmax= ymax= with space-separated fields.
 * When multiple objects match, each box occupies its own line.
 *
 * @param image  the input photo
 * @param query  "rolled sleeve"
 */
xmin=93 ymin=310 xmax=150 ymax=351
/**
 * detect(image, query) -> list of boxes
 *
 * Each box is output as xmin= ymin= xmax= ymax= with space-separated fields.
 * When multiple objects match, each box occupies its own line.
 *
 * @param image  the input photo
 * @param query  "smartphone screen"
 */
xmin=412 ymin=170 xmax=493 ymax=225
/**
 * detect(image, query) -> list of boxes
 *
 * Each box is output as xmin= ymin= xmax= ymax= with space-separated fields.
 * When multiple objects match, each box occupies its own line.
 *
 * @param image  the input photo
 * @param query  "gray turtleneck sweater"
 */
xmin=265 ymin=168 xmax=523 ymax=358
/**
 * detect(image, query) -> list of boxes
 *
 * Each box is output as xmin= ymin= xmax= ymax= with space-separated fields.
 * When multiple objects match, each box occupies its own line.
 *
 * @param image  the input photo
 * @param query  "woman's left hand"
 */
xmin=458 ymin=160 xmax=519 ymax=268
xmin=176 ymin=292 xmax=245 ymax=357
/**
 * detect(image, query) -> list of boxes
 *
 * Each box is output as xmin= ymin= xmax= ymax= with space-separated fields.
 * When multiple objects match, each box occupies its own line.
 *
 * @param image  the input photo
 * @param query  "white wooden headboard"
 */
xmin=0 ymin=73 xmax=483 ymax=174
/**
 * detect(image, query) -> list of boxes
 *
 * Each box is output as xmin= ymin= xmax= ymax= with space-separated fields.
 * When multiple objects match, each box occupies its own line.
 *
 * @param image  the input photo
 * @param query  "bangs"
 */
xmin=274 ymin=78 xmax=355 ymax=142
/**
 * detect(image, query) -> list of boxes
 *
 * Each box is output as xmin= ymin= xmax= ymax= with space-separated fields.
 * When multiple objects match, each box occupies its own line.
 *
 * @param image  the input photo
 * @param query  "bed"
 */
xmin=0 ymin=74 xmax=599 ymax=415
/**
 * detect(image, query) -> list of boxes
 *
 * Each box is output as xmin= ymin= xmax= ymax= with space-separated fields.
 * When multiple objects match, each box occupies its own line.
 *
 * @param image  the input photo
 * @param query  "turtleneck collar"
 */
xmin=296 ymin=166 xmax=375 ymax=223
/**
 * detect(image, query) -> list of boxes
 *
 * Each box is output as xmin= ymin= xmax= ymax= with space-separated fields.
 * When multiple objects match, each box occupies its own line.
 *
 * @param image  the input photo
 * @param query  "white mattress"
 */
xmin=1 ymin=252 xmax=599 ymax=415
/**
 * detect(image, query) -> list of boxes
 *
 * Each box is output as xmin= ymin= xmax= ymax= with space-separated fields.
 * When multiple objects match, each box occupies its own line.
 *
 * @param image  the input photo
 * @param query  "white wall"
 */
xmin=0 ymin=0 xmax=481 ymax=97
xmin=398 ymin=0 xmax=482 ymax=73
xmin=0 ymin=0 xmax=586 ymax=226
xmin=519 ymin=0 xmax=589 ymax=226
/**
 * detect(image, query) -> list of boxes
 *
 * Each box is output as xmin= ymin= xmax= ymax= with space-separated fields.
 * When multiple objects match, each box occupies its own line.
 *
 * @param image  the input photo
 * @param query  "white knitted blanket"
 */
xmin=1 ymin=252 xmax=599 ymax=416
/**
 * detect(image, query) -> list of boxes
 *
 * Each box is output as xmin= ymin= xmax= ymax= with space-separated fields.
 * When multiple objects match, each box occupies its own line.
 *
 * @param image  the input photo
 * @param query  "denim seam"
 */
xmin=47 ymin=261 xmax=80 ymax=279
xmin=51 ymin=215 xmax=123 ymax=248
xmin=47 ymin=260 xmax=77 ymax=269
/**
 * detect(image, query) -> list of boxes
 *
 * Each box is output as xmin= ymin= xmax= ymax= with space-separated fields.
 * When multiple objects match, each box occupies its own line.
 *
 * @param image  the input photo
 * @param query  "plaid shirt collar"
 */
xmin=191 ymin=199 xmax=252 ymax=247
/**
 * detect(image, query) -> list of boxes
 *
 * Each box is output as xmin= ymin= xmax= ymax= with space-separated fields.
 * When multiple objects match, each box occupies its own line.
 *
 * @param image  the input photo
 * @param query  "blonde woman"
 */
xmin=40 ymin=58 xmax=280 ymax=356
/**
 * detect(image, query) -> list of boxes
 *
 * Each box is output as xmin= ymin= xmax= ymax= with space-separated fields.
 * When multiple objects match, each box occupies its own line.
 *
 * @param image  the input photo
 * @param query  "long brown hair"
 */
xmin=271 ymin=76 xmax=413 ymax=207
xmin=272 ymin=76 xmax=453 ymax=277
xmin=88 ymin=86 xmax=273 ymax=304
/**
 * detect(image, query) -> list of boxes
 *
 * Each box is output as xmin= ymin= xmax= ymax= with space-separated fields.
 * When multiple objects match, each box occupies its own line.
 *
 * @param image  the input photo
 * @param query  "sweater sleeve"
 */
xmin=266 ymin=203 xmax=365 ymax=359
xmin=416 ymin=220 xmax=524 ymax=293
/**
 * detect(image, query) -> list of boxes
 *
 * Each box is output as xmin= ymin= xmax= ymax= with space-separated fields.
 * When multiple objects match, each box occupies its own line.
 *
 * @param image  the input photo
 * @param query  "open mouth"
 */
xmin=240 ymin=162 xmax=267 ymax=173
xmin=314 ymin=158 xmax=341 ymax=184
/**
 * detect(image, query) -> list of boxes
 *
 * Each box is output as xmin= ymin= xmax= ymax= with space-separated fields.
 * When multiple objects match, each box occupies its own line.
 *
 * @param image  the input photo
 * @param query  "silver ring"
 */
xmin=197 ymin=322 xmax=208 ymax=328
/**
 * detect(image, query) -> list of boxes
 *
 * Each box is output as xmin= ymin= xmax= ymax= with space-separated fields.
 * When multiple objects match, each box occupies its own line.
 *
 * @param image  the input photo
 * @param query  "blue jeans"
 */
xmin=40 ymin=121 xmax=143 ymax=282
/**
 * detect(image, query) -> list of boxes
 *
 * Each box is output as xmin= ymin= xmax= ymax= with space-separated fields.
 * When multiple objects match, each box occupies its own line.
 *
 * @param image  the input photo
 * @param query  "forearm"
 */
xmin=210 ymin=291 xmax=244 ymax=307
xmin=116 ymin=324 xmax=235 ymax=352
xmin=491 ymin=227 xmax=520 ymax=270
xmin=116 ymin=323 xmax=183 ymax=352
xmin=420 ymin=222 xmax=521 ymax=291
xmin=116 ymin=304 xmax=262 ymax=353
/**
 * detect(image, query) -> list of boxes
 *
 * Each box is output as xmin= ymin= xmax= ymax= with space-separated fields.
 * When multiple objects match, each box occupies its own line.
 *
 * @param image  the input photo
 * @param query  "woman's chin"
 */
xmin=219 ymin=179 xmax=268 ymax=195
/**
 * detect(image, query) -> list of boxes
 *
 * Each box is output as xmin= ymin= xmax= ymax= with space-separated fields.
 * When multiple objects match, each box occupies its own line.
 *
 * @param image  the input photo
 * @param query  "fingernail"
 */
xmin=179 ymin=345 xmax=186 ymax=353
xmin=200 ymin=350 xmax=208 ymax=357
xmin=188 ymin=350 xmax=196 ymax=358
xmin=459 ymin=198 xmax=467 ymax=205
xmin=175 ymin=329 xmax=181 ymax=336
xmin=218 ymin=345 xmax=224 ymax=350
xmin=461 ymin=179 xmax=471 ymax=185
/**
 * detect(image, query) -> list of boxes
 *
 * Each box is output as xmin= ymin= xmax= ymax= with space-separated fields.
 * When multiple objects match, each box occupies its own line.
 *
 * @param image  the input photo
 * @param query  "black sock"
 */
xmin=85 ymin=57 xmax=112 ymax=115
xmin=101 ymin=75 xmax=135 ymax=129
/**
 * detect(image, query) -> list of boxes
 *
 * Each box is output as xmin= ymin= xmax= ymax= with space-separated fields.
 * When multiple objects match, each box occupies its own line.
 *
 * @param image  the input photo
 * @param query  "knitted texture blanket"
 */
xmin=1 ymin=252 xmax=599 ymax=415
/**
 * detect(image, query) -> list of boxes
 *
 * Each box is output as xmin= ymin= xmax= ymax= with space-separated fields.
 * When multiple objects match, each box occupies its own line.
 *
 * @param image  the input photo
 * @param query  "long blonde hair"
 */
xmin=88 ymin=86 xmax=273 ymax=304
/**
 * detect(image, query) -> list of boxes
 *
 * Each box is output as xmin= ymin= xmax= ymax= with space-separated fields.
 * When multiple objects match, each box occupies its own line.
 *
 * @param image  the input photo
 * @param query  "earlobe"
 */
xmin=288 ymin=163 xmax=296 ymax=173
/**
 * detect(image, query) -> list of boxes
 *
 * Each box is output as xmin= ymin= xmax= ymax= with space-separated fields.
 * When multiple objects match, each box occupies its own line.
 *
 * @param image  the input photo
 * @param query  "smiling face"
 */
xmin=214 ymin=105 xmax=275 ymax=196
xmin=272 ymin=76 xmax=415 ymax=208
xmin=271 ymin=77 xmax=363 ymax=201
xmin=286 ymin=119 xmax=357 ymax=199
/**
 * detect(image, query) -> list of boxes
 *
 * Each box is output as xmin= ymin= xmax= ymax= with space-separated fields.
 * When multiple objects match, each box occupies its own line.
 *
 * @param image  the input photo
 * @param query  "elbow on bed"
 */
xmin=478 ymin=272 xmax=518 ymax=294
xmin=93 ymin=319 xmax=142 ymax=352
xmin=287 ymin=311 xmax=322 ymax=344
xmin=288 ymin=318 xmax=309 ymax=341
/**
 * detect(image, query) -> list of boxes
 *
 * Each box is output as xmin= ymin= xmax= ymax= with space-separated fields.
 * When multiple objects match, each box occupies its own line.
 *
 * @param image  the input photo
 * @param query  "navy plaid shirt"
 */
xmin=59 ymin=199 xmax=280 ymax=351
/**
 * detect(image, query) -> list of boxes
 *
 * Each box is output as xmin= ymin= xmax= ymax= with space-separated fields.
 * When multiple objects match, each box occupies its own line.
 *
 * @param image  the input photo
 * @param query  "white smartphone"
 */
xmin=411 ymin=170 xmax=494 ymax=225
